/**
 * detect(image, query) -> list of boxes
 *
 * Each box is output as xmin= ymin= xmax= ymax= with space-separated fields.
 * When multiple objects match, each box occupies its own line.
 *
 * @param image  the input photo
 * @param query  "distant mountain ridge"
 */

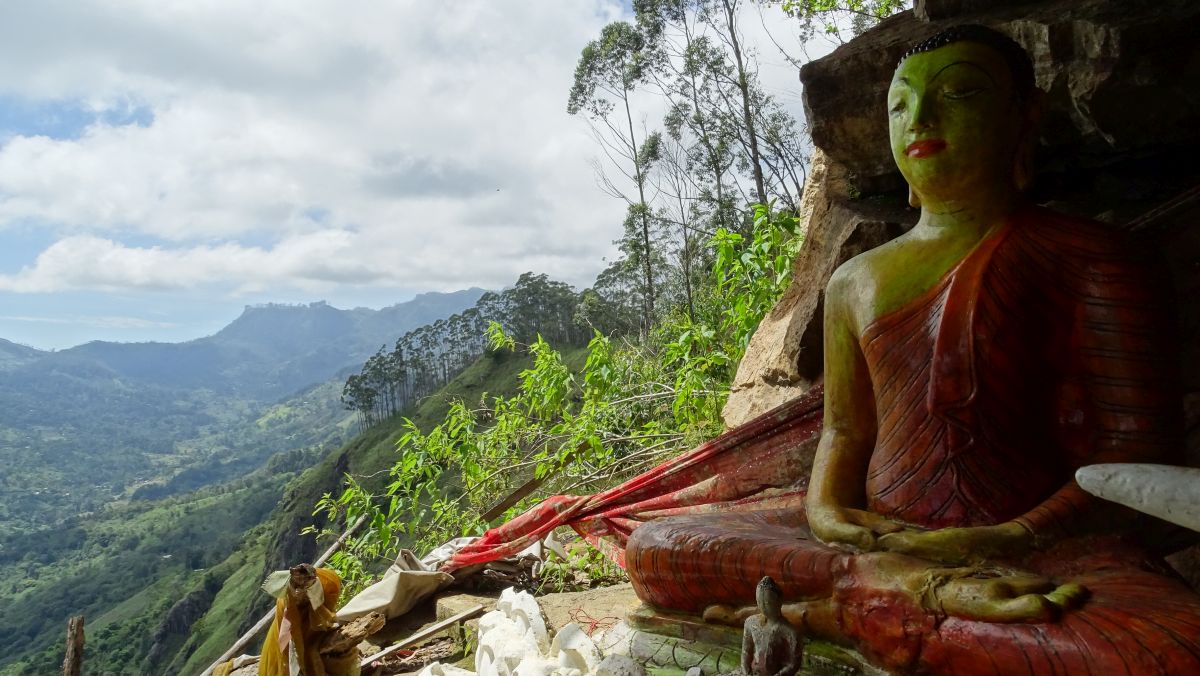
xmin=0 ymin=288 xmax=486 ymax=539
xmin=0 ymin=337 xmax=44 ymax=367
xmin=26 ymin=289 xmax=487 ymax=400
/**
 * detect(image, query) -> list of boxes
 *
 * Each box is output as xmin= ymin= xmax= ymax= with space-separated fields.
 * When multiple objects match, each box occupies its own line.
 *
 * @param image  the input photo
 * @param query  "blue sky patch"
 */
xmin=0 ymin=223 xmax=58 ymax=273
xmin=0 ymin=95 xmax=154 ymax=142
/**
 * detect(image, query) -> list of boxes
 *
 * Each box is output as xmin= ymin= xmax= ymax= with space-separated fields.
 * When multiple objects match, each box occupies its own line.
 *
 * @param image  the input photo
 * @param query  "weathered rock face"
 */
xmin=725 ymin=0 xmax=1200 ymax=440
xmin=914 ymin=1 xmax=1032 ymax=22
xmin=146 ymin=586 xmax=217 ymax=667
xmin=800 ymin=0 xmax=1200 ymax=198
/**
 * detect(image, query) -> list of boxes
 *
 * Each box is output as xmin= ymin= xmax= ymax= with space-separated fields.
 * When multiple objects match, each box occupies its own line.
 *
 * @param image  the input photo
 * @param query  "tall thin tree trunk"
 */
xmin=623 ymin=90 xmax=655 ymax=336
xmin=676 ymin=191 xmax=696 ymax=322
xmin=721 ymin=0 xmax=767 ymax=207
xmin=683 ymin=20 xmax=727 ymax=231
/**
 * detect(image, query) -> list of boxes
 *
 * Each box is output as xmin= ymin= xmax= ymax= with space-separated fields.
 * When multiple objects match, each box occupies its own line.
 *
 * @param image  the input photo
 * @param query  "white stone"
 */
xmin=477 ymin=609 xmax=539 ymax=676
xmin=472 ymin=588 xmax=600 ymax=676
xmin=497 ymin=587 xmax=551 ymax=652
xmin=595 ymin=654 xmax=648 ymax=676
xmin=1076 ymin=463 xmax=1200 ymax=532
xmin=419 ymin=663 xmax=476 ymax=676
xmin=551 ymin=623 xmax=604 ymax=674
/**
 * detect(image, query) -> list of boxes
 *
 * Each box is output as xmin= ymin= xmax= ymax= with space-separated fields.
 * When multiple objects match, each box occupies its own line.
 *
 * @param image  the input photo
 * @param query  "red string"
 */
xmin=567 ymin=607 xmax=620 ymax=636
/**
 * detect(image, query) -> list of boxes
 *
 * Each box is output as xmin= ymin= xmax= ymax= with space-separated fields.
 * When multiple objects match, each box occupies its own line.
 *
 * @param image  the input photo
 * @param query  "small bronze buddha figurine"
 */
xmin=741 ymin=577 xmax=802 ymax=676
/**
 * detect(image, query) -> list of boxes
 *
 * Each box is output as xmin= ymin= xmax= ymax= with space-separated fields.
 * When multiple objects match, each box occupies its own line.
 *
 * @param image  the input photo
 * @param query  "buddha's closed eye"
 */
xmin=943 ymin=86 xmax=986 ymax=99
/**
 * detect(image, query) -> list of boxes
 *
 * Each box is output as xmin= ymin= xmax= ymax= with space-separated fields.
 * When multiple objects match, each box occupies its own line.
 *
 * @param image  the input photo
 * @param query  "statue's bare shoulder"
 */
xmin=824 ymin=233 xmax=919 ymax=338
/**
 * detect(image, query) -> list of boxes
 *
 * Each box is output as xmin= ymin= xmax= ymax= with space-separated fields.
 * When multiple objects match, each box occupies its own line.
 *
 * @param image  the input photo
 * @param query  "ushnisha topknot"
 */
xmin=900 ymin=24 xmax=1036 ymax=102
xmin=757 ymin=575 xmax=782 ymax=596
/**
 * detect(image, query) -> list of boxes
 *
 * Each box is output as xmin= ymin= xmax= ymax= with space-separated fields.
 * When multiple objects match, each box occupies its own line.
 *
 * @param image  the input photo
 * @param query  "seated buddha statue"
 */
xmin=624 ymin=25 xmax=1200 ymax=674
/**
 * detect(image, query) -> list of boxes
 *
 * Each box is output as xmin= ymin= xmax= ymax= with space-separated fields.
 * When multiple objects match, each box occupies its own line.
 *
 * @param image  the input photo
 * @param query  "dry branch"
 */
xmin=359 ymin=604 xmax=485 ymax=669
xmin=320 ymin=611 xmax=386 ymax=656
xmin=62 ymin=615 xmax=84 ymax=676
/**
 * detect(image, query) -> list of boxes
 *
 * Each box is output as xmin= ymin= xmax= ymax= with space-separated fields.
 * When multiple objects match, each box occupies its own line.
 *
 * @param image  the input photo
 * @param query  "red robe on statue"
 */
xmin=445 ymin=207 xmax=1200 ymax=674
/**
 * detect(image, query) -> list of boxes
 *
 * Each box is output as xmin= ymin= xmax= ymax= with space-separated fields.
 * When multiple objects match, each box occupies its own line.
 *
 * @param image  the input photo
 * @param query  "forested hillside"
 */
xmin=342 ymin=273 xmax=591 ymax=429
xmin=0 ymin=338 xmax=41 ymax=367
xmin=1 ymin=342 xmax=558 ymax=675
xmin=0 ymin=290 xmax=483 ymax=538
xmin=0 ymin=291 xmax=487 ymax=673
xmin=0 ymin=473 xmax=290 ymax=675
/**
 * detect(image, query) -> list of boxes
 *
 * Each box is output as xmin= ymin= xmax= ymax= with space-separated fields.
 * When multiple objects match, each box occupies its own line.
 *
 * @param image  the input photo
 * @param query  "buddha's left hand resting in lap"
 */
xmin=625 ymin=25 xmax=1200 ymax=674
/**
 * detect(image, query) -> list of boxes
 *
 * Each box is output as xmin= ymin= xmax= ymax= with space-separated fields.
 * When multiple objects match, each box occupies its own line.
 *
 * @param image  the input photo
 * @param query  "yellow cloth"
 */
xmin=258 ymin=568 xmax=342 ymax=676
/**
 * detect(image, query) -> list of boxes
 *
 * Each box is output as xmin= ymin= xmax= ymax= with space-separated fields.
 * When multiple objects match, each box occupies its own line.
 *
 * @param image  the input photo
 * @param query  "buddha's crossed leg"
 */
xmin=628 ymin=510 xmax=1088 ymax=639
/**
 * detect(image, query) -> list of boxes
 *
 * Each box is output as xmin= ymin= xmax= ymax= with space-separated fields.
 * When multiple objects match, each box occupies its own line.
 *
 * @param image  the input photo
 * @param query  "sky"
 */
xmin=0 ymin=1 xmax=822 ymax=350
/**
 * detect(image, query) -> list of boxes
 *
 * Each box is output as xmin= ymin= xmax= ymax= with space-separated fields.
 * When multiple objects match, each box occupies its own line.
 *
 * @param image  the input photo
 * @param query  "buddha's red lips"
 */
xmin=906 ymin=139 xmax=947 ymax=158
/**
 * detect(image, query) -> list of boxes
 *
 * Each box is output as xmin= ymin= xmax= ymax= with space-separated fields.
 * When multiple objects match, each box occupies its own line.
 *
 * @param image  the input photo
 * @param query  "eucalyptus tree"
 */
xmin=636 ymin=0 xmax=738 ymax=233
xmin=654 ymin=134 xmax=707 ymax=320
xmin=754 ymin=96 xmax=809 ymax=209
xmin=341 ymin=374 xmax=378 ymax=430
xmin=713 ymin=0 xmax=768 ymax=207
xmin=635 ymin=0 xmax=806 ymax=217
xmin=576 ymin=266 xmax=643 ymax=338
xmin=767 ymin=0 xmax=907 ymax=43
xmin=568 ymin=20 xmax=663 ymax=337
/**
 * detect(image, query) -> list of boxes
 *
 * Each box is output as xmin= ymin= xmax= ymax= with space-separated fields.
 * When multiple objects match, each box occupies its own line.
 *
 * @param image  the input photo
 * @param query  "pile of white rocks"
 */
xmin=418 ymin=588 xmax=646 ymax=676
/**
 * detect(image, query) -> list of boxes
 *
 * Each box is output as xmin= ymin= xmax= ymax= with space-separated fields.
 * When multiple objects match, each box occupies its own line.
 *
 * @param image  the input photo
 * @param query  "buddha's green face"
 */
xmin=888 ymin=41 xmax=1025 ymax=204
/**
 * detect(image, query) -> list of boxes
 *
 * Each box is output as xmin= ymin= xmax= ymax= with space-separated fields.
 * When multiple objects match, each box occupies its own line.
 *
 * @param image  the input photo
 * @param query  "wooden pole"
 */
xmin=62 ymin=615 xmax=84 ymax=676
xmin=198 ymin=514 xmax=368 ymax=676
xmin=359 ymin=603 xmax=485 ymax=668
xmin=1126 ymin=183 xmax=1200 ymax=233
xmin=480 ymin=444 xmax=580 ymax=522
xmin=481 ymin=474 xmax=549 ymax=522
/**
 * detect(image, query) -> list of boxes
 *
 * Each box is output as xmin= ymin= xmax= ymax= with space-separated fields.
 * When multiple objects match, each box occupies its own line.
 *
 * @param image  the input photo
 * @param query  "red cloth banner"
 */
xmin=442 ymin=386 xmax=825 ymax=572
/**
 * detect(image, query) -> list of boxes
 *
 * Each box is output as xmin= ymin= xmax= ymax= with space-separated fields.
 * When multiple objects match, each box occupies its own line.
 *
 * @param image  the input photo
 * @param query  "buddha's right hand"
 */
xmin=809 ymin=507 xmax=906 ymax=551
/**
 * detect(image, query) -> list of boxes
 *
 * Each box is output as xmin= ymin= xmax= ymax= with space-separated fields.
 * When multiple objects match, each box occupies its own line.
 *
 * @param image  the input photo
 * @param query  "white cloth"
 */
xmin=337 ymin=532 xmax=568 ymax=622
xmin=335 ymin=549 xmax=454 ymax=621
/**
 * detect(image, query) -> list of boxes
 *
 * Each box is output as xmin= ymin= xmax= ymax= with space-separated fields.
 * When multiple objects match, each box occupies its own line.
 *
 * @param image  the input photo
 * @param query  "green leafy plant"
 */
xmin=311 ymin=208 xmax=803 ymax=587
xmin=536 ymin=544 xmax=628 ymax=595
xmin=777 ymin=0 xmax=909 ymax=39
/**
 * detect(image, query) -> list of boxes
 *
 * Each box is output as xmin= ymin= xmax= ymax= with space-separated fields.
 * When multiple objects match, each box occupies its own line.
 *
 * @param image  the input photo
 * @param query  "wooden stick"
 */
xmin=314 ymin=513 xmax=370 ymax=568
xmin=481 ymin=444 xmax=583 ymax=522
xmin=359 ymin=603 xmax=486 ymax=668
xmin=62 ymin=615 xmax=84 ymax=676
xmin=198 ymin=513 xmax=369 ymax=676
xmin=1126 ymin=183 xmax=1200 ymax=233
xmin=481 ymin=474 xmax=551 ymax=522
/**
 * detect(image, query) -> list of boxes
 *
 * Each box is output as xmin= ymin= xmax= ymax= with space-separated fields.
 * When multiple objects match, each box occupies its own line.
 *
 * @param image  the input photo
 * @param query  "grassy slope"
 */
xmin=175 ymin=346 xmax=588 ymax=675
xmin=168 ymin=537 xmax=271 ymax=675
xmin=0 ymin=371 xmax=357 ymax=676
xmin=0 ymin=346 xmax=581 ymax=676
xmin=0 ymin=475 xmax=287 ymax=675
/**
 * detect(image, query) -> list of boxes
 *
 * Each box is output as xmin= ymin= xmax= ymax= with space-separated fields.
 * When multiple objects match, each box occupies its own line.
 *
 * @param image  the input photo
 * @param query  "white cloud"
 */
xmin=0 ymin=1 xmax=816 ymax=299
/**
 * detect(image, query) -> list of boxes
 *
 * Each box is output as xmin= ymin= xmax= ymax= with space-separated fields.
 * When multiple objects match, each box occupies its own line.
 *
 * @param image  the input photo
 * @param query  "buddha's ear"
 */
xmin=908 ymin=184 xmax=921 ymax=208
xmin=1013 ymin=88 xmax=1047 ymax=192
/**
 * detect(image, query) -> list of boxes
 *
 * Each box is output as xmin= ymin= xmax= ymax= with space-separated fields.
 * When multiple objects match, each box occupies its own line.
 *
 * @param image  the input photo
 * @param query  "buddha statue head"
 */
xmin=888 ymin=25 xmax=1043 ymax=210
xmin=755 ymin=575 xmax=784 ymax=620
